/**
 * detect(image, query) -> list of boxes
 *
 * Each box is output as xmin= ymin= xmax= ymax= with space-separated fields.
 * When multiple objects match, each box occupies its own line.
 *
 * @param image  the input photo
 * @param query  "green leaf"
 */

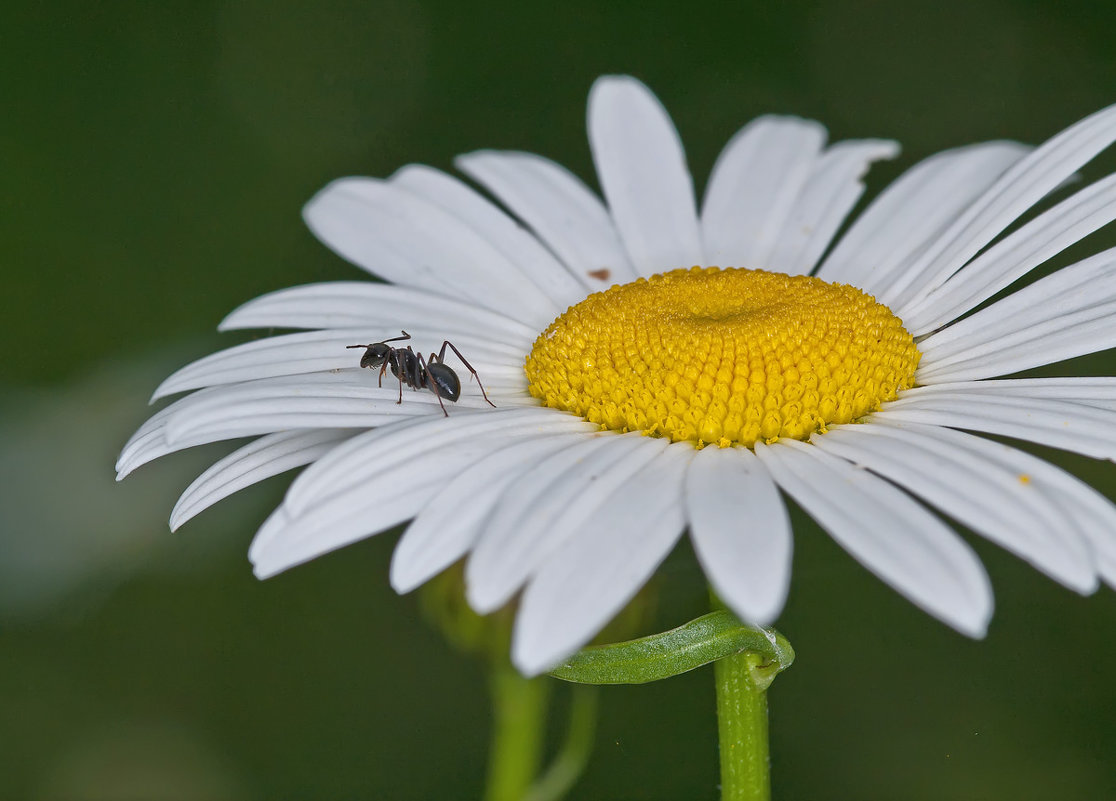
xmin=548 ymin=611 xmax=795 ymax=686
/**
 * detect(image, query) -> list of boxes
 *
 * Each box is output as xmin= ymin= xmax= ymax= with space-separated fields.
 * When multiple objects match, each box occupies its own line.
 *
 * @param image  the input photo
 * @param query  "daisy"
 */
xmin=118 ymin=75 xmax=1116 ymax=676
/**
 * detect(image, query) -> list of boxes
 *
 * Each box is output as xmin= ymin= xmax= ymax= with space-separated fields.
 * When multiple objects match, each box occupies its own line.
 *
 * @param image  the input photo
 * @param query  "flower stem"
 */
xmin=524 ymin=685 xmax=598 ymax=801
xmin=485 ymin=660 xmax=550 ymax=801
xmin=714 ymin=648 xmax=773 ymax=801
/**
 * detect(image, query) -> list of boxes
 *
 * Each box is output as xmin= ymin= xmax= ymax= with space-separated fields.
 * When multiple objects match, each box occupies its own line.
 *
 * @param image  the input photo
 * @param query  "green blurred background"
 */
xmin=5 ymin=1 xmax=1116 ymax=798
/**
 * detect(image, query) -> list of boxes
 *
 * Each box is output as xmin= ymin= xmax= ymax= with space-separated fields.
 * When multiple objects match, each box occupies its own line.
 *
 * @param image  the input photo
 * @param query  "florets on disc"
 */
xmin=525 ymin=267 xmax=920 ymax=447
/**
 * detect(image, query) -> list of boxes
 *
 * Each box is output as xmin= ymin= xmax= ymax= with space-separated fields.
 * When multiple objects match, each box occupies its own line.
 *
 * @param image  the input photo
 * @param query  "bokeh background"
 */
xmin=5 ymin=1 xmax=1116 ymax=798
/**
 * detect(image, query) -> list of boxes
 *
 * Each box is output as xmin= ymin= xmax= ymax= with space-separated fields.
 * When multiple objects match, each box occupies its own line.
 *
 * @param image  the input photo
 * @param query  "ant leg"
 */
xmin=377 ymin=360 xmax=388 ymax=389
xmin=394 ymin=352 xmax=405 ymax=404
xmin=417 ymin=351 xmax=449 ymax=417
xmin=438 ymin=340 xmax=495 ymax=407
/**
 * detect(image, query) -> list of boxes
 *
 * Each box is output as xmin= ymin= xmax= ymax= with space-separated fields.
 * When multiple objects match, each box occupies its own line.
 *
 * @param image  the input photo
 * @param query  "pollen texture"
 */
xmin=525 ymin=267 xmax=921 ymax=447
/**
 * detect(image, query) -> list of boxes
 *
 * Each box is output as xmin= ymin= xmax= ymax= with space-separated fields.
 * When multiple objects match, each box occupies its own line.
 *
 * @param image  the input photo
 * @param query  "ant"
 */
xmin=347 ymin=331 xmax=495 ymax=417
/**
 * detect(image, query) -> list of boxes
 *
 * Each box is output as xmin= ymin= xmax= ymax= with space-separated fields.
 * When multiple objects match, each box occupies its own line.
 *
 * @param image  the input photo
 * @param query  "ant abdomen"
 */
xmin=426 ymin=362 xmax=461 ymax=401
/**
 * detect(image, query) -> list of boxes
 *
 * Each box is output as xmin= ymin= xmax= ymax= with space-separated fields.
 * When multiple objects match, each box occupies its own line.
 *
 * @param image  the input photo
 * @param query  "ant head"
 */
xmin=348 ymin=342 xmax=393 ymax=369
xmin=363 ymin=342 xmax=395 ymax=369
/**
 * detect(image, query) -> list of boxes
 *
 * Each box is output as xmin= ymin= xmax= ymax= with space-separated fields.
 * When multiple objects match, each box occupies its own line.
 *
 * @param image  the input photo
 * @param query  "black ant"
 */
xmin=347 ymin=331 xmax=495 ymax=417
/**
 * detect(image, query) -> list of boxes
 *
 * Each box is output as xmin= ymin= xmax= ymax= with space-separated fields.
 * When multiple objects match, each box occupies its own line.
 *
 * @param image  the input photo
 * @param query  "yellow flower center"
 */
xmin=525 ymin=266 xmax=921 ymax=447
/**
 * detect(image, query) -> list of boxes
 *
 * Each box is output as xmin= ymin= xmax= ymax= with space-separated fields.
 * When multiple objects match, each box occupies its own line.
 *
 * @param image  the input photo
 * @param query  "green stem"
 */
xmin=714 ymin=649 xmax=772 ymax=801
xmin=485 ymin=660 xmax=550 ymax=801
xmin=524 ymin=686 xmax=598 ymax=801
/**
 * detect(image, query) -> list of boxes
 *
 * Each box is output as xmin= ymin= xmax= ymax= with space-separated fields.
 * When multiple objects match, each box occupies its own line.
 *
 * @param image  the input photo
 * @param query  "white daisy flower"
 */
xmin=119 ymin=75 xmax=1116 ymax=676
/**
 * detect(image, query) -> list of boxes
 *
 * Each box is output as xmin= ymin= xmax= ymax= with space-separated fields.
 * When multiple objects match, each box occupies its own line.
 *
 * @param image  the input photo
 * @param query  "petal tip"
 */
xmin=387 ymin=555 xmax=421 ymax=595
xmin=510 ymin=633 xmax=560 ymax=678
xmin=464 ymin=578 xmax=506 ymax=616
xmin=168 ymin=501 xmax=191 ymax=532
xmin=588 ymin=74 xmax=656 ymax=114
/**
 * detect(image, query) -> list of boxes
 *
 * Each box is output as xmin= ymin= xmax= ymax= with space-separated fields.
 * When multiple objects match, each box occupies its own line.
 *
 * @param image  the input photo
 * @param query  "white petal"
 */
xmin=152 ymin=328 xmax=525 ymax=400
xmin=701 ymin=115 xmax=826 ymax=268
xmin=390 ymin=164 xmax=590 ymax=311
xmin=877 ymin=102 xmax=1116 ymax=310
xmin=455 ymin=149 xmax=638 ymax=287
xmin=251 ymin=415 xmax=459 ymax=564
xmin=753 ymin=439 xmax=993 ymax=637
xmin=170 ymin=429 xmax=357 ymax=531
xmin=684 ymin=445 xmax=792 ymax=625
xmin=466 ymin=432 xmax=668 ymax=613
xmin=768 ymin=139 xmax=900 ymax=276
xmin=916 ymin=248 xmax=1115 ymax=358
xmin=219 ymin=281 xmax=535 ymax=339
xmin=250 ymin=410 xmax=590 ymax=578
xmin=142 ymin=367 xmax=529 ymax=474
xmin=389 ymin=433 xmax=592 ymax=593
xmin=161 ymin=373 xmax=466 ymax=452
xmin=915 ymin=310 xmax=1116 ymax=383
xmin=811 ymin=423 xmax=1096 ymax=592
xmin=900 ymin=378 xmax=1116 ymax=410
xmin=900 ymin=173 xmax=1116 ymax=333
xmin=920 ymin=310 xmax=1116 ymax=384
xmin=870 ymin=417 xmax=1116 ymax=589
xmin=1043 ymin=474 xmax=1116 ymax=589
xmin=116 ymin=399 xmax=184 ymax=479
xmin=302 ymin=177 xmax=559 ymax=327
xmin=250 ymin=483 xmax=428 ymax=579
xmin=588 ymin=75 xmax=703 ymax=275
xmin=281 ymin=407 xmax=579 ymax=518
xmin=923 ymin=304 xmax=1116 ymax=383
xmin=878 ymin=391 xmax=1116 ymax=461
xmin=511 ymin=444 xmax=694 ymax=675
xmin=915 ymin=248 xmax=1116 ymax=381
xmin=817 ymin=142 xmax=1030 ymax=289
